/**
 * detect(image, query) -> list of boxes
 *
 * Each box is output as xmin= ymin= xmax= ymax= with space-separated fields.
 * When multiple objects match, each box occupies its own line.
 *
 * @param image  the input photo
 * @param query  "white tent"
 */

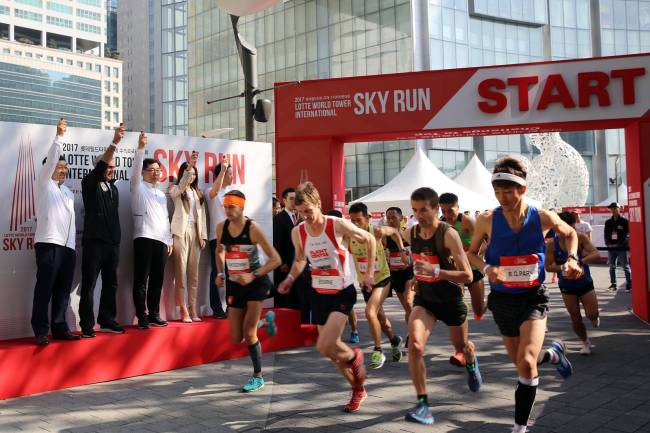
xmin=454 ymin=154 xmax=543 ymax=209
xmin=454 ymin=154 xmax=494 ymax=199
xmin=597 ymin=183 xmax=628 ymax=206
xmin=351 ymin=147 xmax=497 ymax=215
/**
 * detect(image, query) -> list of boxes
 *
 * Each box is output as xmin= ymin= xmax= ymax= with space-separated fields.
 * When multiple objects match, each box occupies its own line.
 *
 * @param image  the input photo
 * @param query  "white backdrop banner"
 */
xmin=0 ymin=121 xmax=273 ymax=340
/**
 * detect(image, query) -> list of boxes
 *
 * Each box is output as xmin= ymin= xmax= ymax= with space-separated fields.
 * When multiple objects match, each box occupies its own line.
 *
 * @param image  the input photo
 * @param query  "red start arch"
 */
xmin=274 ymin=53 xmax=650 ymax=322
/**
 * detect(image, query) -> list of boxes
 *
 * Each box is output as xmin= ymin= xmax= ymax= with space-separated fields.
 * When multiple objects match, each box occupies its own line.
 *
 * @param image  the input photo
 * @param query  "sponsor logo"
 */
xmin=3 ymin=136 xmax=36 ymax=251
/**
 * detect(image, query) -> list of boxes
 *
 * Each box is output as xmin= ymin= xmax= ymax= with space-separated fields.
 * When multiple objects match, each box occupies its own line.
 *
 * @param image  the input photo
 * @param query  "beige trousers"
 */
xmin=173 ymin=224 xmax=201 ymax=313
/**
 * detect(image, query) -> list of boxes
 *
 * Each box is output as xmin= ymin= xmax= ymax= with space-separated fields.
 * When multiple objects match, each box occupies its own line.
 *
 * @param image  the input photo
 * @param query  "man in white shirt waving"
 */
xmin=131 ymin=131 xmax=173 ymax=329
xmin=31 ymin=118 xmax=80 ymax=346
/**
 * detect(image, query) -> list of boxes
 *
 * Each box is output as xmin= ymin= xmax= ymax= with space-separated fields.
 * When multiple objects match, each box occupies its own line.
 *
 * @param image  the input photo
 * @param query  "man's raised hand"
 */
xmin=56 ymin=117 xmax=67 ymax=137
xmin=138 ymin=131 xmax=147 ymax=149
xmin=113 ymin=123 xmax=125 ymax=145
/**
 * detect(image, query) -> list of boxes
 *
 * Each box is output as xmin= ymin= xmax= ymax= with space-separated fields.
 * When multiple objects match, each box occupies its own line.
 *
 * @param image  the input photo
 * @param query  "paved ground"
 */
xmin=1 ymin=266 xmax=649 ymax=433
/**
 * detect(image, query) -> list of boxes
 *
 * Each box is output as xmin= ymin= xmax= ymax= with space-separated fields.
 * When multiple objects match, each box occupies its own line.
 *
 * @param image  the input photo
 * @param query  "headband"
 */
xmin=223 ymin=195 xmax=245 ymax=208
xmin=491 ymin=172 xmax=526 ymax=186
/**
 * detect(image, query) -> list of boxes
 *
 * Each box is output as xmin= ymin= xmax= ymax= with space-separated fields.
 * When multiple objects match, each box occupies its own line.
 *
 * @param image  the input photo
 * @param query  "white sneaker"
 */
xmin=579 ymin=342 xmax=592 ymax=356
xmin=592 ymin=317 xmax=600 ymax=328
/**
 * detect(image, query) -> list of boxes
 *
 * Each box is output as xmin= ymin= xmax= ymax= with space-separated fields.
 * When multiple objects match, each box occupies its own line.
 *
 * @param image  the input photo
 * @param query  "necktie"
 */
xmin=291 ymin=213 xmax=297 ymax=225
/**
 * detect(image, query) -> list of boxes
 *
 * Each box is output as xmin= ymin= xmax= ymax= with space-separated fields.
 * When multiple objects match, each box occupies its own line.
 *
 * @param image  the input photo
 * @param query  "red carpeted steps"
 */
xmin=0 ymin=308 xmax=318 ymax=400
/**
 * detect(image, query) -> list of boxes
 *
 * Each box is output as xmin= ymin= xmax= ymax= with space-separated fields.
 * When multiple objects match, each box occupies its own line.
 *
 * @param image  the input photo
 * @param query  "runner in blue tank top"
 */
xmin=545 ymin=211 xmax=601 ymax=356
xmin=467 ymin=157 xmax=583 ymax=433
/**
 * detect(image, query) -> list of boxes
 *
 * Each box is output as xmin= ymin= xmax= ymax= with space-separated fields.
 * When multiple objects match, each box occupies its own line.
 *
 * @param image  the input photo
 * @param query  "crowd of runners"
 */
xmin=216 ymin=155 xmax=605 ymax=432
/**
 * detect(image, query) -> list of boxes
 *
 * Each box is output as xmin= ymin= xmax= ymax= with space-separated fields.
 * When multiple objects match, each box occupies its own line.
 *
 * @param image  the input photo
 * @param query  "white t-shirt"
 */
xmin=205 ymin=184 xmax=235 ymax=241
xmin=575 ymin=221 xmax=592 ymax=235
xmin=187 ymin=189 xmax=197 ymax=224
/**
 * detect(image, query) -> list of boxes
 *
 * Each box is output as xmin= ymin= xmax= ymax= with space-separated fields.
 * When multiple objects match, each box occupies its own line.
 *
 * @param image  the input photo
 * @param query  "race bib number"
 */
xmin=388 ymin=252 xmax=408 ymax=270
xmin=500 ymin=255 xmax=540 ymax=288
xmin=225 ymin=251 xmax=250 ymax=276
xmin=311 ymin=269 xmax=343 ymax=293
xmin=356 ymin=257 xmax=381 ymax=274
xmin=412 ymin=253 xmax=441 ymax=283
xmin=611 ymin=232 xmax=618 ymax=241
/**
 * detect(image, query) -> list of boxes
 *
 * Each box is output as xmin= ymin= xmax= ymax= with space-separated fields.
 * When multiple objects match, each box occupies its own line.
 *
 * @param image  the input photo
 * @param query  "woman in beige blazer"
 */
xmin=168 ymin=152 xmax=208 ymax=322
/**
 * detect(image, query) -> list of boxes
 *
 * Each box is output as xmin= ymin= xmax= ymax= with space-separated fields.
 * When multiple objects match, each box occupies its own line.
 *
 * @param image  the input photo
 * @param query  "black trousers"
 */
xmin=132 ymin=237 xmax=167 ymax=320
xmin=273 ymin=268 xmax=312 ymax=323
xmin=79 ymin=239 xmax=120 ymax=331
xmin=31 ymin=243 xmax=76 ymax=337
xmin=208 ymin=239 xmax=225 ymax=314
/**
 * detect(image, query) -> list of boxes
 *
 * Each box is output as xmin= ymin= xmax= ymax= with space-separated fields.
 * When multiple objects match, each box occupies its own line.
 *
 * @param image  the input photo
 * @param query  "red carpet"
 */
xmin=0 ymin=309 xmax=318 ymax=400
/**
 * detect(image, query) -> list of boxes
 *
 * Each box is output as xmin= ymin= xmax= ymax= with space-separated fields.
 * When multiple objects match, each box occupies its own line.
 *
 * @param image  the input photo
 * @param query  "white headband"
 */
xmin=491 ymin=172 xmax=526 ymax=186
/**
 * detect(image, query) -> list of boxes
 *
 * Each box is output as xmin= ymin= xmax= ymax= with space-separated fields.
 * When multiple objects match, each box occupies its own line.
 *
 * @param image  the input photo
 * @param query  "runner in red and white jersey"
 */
xmin=278 ymin=182 xmax=376 ymax=413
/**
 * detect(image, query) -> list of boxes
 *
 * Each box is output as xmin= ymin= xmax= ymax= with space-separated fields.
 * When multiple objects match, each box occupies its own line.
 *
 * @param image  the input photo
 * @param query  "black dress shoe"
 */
xmin=35 ymin=336 xmax=49 ymax=346
xmin=148 ymin=317 xmax=168 ymax=327
xmin=99 ymin=323 xmax=125 ymax=334
xmin=138 ymin=317 xmax=150 ymax=329
xmin=81 ymin=329 xmax=96 ymax=338
xmin=52 ymin=332 xmax=81 ymax=341
xmin=213 ymin=311 xmax=228 ymax=319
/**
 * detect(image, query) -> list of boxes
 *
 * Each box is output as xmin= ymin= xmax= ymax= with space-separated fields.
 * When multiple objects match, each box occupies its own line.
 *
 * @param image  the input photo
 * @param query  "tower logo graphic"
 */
xmin=10 ymin=136 xmax=36 ymax=231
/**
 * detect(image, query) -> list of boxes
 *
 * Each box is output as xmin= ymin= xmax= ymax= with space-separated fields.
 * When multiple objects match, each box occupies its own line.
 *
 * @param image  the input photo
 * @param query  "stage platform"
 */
xmin=0 ymin=309 xmax=318 ymax=400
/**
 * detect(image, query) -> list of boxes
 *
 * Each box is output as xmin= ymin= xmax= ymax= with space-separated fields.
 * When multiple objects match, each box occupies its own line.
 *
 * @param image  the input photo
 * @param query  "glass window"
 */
xmin=113 ymin=112 xmax=119 ymax=123
xmin=104 ymin=96 xmax=110 ymax=106
xmin=370 ymin=153 xmax=384 ymax=185
xmin=113 ymin=97 xmax=119 ymax=108
xmin=112 ymin=82 xmax=119 ymax=93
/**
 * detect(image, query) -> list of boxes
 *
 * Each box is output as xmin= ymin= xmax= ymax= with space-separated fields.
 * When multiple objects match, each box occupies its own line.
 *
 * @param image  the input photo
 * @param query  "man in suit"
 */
xmin=273 ymin=188 xmax=298 ymax=308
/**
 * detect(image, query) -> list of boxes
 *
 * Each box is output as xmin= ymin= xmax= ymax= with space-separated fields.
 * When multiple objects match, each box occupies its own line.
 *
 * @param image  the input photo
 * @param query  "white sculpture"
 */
xmin=525 ymin=132 xmax=589 ymax=209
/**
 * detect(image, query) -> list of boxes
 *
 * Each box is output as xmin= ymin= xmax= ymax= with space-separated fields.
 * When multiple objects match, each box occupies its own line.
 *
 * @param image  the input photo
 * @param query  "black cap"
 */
xmin=607 ymin=202 xmax=620 ymax=209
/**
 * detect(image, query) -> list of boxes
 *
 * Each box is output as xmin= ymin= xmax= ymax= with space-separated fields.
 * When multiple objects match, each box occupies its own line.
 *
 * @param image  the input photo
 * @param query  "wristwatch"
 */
xmin=567 ymin=253 xmax=580 ymax=263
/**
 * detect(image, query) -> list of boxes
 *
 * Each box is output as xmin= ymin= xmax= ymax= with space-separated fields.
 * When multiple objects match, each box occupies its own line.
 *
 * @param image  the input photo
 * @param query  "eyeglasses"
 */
xmin=144 ymin=169 xmax=162 ymax=173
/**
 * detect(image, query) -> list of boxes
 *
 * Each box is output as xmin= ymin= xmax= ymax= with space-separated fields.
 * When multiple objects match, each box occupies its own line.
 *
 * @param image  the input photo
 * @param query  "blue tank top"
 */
xmin=485 ymin=206 xmax=546 ymax=294
xmin=553 ymin=235 xmax=592 ymax=289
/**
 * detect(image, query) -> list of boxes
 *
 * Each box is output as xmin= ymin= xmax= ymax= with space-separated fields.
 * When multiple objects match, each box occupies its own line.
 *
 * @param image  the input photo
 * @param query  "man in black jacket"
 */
xmin=273 ymin=187 xmax=298 ymax=308
xmin=604 ymin=202 xmax=632 ymax=292
xmin=78 ymin=125 xmax=125 ymax=337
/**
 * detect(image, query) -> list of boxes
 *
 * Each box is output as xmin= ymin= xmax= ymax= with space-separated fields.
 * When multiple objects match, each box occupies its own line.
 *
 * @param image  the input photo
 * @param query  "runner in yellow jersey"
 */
xmin=349 ymin=202 xmax=409 ymax=369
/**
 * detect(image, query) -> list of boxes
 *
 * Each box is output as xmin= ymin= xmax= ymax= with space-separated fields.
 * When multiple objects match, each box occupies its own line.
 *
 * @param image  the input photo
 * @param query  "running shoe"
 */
xmin=350 ymin=347 xmax=366 ymax=389
xmin=608 ymin=284 xmax=617 ymax=292
xmin=449 ymin=351 xmax=467 ymax=367
xmin=579 ymin=342 xmax=592 ymax=356
xmin=625 ymin=283 xmax=631 ymax=292
xmin=242 ymin=376 xmax=265 ymax=393
xmin=264 ymin=311 xmax=277 ymax=337
xmin=349 ymin=331 xmax=360 ymax=344
xmin=391 ymin=336 xmax=404 ymax=362
xmin=549 ymin=340 xmax=573 ymax=379
xmin=343 ymin=387 xmax=367 ymax=413
xmin=369 ymin=350 xmax=386 ymax=369
xmin=405 ymin=401 xmax=434 ymax=425
xmin=466 ymin=355 xmax=483 ymax=392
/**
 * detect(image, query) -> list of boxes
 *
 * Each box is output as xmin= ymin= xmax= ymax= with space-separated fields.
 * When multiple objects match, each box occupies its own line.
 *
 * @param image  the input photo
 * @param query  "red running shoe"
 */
xmin=349 ymin=347 xmax=366 ymax=388
xmin=344 ymin=387 xmax=367 ymax=412
xmin=449 ymin=351 xmax=466 ymax=367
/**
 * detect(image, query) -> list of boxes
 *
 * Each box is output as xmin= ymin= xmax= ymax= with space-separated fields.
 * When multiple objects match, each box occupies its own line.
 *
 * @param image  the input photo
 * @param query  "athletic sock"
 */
xmin=537 ymin=349 xmax=559 ymax=365
xmin=248 ymin=341 xmax=262 ymax=375
xmin=417 ymin=394 xmax=429 ymax=406
xmin=514 ymin=377 xmax=539 ymax=427
xmin=389 ymin=335 xmax=400 ymax=346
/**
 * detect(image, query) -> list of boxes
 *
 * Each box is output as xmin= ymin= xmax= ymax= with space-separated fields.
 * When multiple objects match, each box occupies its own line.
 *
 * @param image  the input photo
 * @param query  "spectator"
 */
xmin=131 ymin=132 xmax=173 ymax=329
xmin=272 ymin=196 xmax=282 ymax=216
xmin=273 ymin=187 xmax=298 ymax=308
xmin=573 ymin=211 xmax=592 ymax=240
xmin=78 ymin=124 xmax=125 ymax=338
xmin=204 ymin=156 xmax=232 ymax=319
xmin=604 ymin=202 xmax=631 ymax=292
xmin=169 ymin=152 xmax=208 ymax=322
xmin=31 ymin=118 xmax=80 ymax=346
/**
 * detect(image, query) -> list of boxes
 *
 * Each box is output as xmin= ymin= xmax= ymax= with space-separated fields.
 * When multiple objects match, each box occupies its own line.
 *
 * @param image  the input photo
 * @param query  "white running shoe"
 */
xmin=592 ymin=317 xmax=600 ymax=328
xmin=579 ymin=341 xmax=592 ymax=356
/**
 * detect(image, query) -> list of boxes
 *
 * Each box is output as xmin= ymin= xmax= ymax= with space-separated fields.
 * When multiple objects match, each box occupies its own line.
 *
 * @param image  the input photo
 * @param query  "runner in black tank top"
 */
xmin=215 ymin=190 xmax=281 ymax=394
xmin=404 ymin=188 xmax=482 ymax=426
xmin=385 ymin=206 xmax=415 ymax=351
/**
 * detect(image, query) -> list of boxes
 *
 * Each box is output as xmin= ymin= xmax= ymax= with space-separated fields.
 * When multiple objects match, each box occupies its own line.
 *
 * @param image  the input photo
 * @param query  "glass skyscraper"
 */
xmin=188 ymin=0 xmax=646 ymax=204
xmin=161 ymin=0 xmax=188 ymax=136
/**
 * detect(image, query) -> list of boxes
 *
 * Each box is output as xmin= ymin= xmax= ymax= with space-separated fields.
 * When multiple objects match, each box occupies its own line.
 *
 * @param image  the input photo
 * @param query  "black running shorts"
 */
xmin=226 ymin=276 xmax=273 ymax=309
xmin=559 ymin=281 xmax=594 ymax=297
xmin=487 ymin=286 xmax=549 ymax=337
xmin=413 ymin=294 xmax=468 ymax=327
xmin=468 ymin=269 xmax=484 ymax=286
xmin=311 ymin=285 xmax=357 ymax=325
xmin=362 ymin=277 xmax=392 ymax=302
xmin=390 ymin=268 xmax=414 ymax=294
